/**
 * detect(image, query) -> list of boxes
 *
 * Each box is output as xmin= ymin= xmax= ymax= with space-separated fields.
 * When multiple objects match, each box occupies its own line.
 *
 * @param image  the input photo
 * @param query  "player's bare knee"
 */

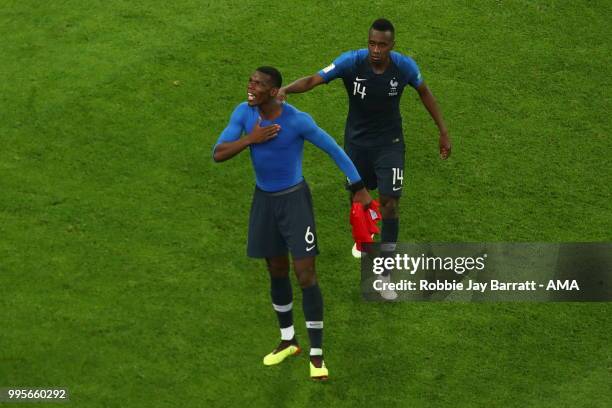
xmin=294 ymin=264 xmax=317 ymax=288
xmin=266 ymin=257 xmax=290 ymax=277
xmin=297 ymin=271 xmax=317 ymax=288
xmin=268 ymin=266 xmax=289 ymax=278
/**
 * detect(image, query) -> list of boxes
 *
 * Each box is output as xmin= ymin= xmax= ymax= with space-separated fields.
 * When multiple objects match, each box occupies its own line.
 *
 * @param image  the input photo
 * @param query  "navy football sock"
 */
xmin=270 ymin=276 xmax=294 ymax=340
xmin=302 ymin=283 xmax=323 ymax=355
xmin=381 ymin=218 xmax=399 ymax=244
xmin=381 ymin=218 xmax=399 ymax=277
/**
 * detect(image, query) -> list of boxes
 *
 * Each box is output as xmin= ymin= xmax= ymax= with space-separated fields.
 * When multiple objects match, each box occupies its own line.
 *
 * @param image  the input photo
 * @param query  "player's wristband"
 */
xmin=347 ymin=180 xmax=365 ymax=193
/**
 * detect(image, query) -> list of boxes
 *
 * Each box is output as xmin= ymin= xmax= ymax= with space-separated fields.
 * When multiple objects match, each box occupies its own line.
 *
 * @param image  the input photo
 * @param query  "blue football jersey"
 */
xmin=213 ymin=102 xmax=362 ymax=192
xmin=318 ymin=49 xmax=423 ymax=147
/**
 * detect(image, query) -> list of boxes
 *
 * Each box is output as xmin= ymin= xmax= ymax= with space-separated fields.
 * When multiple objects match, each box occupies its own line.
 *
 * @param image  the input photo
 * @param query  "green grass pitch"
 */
xmin=1 ymin=0 xmax=610 ymax=406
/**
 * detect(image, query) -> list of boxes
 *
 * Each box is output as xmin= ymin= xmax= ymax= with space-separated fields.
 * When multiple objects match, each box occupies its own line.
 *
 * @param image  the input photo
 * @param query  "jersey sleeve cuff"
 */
xmin=347 ymin=180 xmax=365 ymax=193
xmin=317 ymin=71 xmax=331 ymax=83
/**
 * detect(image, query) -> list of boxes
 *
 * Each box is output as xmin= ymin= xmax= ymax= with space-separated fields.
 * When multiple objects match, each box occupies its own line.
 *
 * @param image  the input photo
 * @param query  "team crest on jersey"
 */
xmin=389 ymin=78 xmax=399 ymax=96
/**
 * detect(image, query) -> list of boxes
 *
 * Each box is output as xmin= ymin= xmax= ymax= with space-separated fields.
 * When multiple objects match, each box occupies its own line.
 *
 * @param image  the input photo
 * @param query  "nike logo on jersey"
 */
xmin=355 ymin=77 xmax=367 ymax=82
xmin=306 ymin=245 xmax=316 ymax=252
xmin=392 ymin=186 xmax=402 ymax=191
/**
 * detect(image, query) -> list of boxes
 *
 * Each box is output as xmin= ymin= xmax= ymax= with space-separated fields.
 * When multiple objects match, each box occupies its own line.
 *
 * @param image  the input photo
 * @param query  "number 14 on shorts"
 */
xmin=392 ymin=168 xmax=403 ymax=191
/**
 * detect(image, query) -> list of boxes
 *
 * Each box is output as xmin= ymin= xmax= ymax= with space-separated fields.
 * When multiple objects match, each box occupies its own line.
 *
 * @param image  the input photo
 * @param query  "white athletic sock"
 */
xmin=280 ymin=325 xmax=295 ymax=341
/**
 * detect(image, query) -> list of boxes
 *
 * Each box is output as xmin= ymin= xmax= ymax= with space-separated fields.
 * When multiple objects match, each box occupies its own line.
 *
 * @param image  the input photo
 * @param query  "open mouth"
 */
xmin=247 ymin=92 xmax=255 ymax=102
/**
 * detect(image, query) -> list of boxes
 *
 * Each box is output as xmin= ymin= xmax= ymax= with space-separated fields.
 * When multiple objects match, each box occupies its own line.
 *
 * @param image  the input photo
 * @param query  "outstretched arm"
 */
xmin=278 ymin=74 xmax=325 ymax=101
xmin=278 ymin=50 xmax=360 ymax=101
xmin=301 ymin=114 xmax=371 ymax=205
xmin=416 ymin=82 xmax=451 ymax=159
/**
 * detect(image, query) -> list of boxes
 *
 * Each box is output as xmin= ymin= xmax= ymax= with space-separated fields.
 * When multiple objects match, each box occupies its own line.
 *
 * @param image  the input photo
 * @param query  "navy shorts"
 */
xmin=247 ymin=180 xmax=319 ymax=259
xmin=345 ymin=143 xmax=405 ymax=197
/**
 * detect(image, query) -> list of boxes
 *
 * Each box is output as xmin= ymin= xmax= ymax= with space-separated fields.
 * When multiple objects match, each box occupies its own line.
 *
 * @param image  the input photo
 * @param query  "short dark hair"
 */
xmin=370 ymin=18 xmax=395 ymax=35
xmin=256 ymin=66 xmax=282 ymax=88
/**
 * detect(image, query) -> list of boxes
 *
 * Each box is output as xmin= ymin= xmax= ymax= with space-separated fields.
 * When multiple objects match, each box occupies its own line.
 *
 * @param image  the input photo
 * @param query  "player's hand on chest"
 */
xmin=247 ymin=117 xmax=295 ymax=148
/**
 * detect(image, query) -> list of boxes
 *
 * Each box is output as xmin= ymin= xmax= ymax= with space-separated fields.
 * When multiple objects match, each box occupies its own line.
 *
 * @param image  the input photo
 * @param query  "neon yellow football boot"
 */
xmin=263 ymin=343 xmax=301 ymax=366
xmin=309 ymin=360 xmax=329 ymax=381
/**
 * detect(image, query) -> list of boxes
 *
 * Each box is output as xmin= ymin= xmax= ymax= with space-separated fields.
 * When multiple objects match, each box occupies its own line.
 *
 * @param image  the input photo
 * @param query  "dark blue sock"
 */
xmin=270 ymin=276 xmax=293 ymax=335
xmin=302 ymin=283 xmax=323 ymax=352
xmin=381 ymin=218 xmax=399 ymax=277
xmin=381 ymin=218 xmax=399 ymax=244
